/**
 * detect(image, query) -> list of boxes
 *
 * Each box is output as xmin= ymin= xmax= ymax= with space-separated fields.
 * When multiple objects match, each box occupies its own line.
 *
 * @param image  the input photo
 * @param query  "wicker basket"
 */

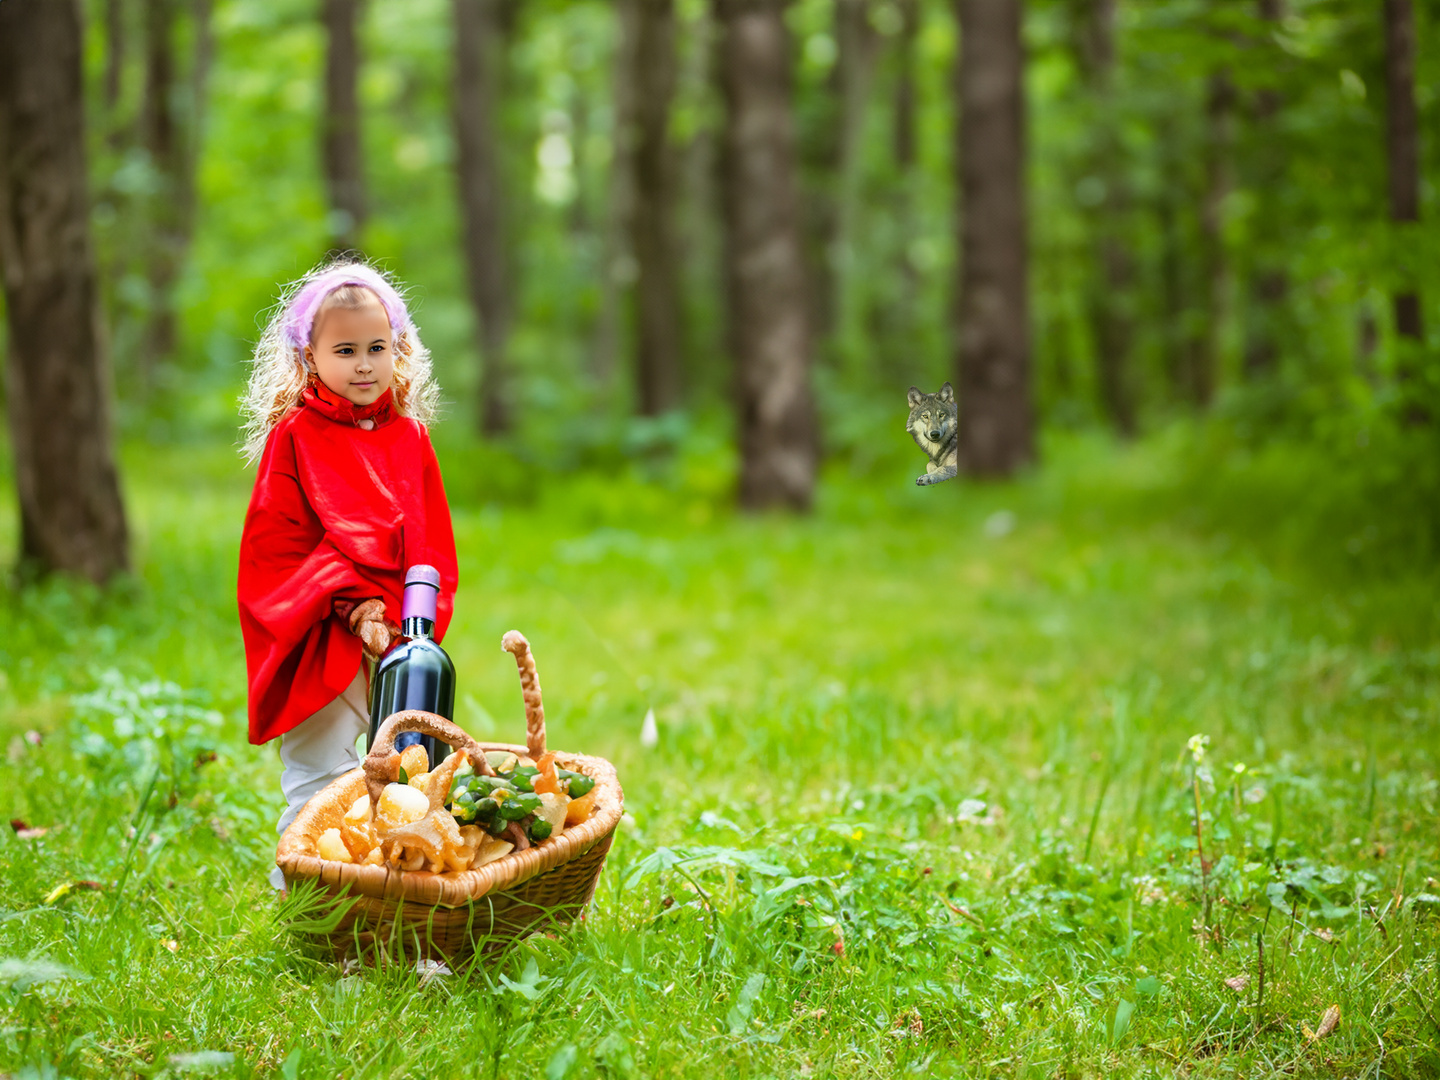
xmin=275 ymin=632 xmax=623 ymax=964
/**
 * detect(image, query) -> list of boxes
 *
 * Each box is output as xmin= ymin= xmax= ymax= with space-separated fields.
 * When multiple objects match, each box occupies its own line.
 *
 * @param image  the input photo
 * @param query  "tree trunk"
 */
xmin=714 ymin=0 xmax=817 ymax=511
xmin=894 ymin=0 xmax=919 ymax=171
xmin=880 ymin=0 xmax=921 ymax=377
xmin=105 ymin=0 xmax=126 ymax=111
xmin=1242 ymin=0 xmax=1287 ymax=380
xmin=0 ymin=0 xmax=130 ymax=582
xmin=621 ymin=0 xmax=683 ymax=416
xmin=1384 ymin=0 xmax=1422 ymax=352
xmin=953 ymin=0 xmax=1034 ymax=476
xmin=453 ymin=0 xmax=513 ymax=435
xmin=1156 ymin=102 xmax=1202 ymax=404
xmin=592 ymin=0 xmax=635 ymax=393
xmin=809 ymin=0 xmax=878 ymax=345
xmin=138 ymin=0 xmax=212 ymax=387
xmin=1074 ymin=0 xmax=1135 ymax=437
xmin=1196 ymin=68 xmax=1233 ymax=408
xmin=322 ymin=0 xmax=366 ymax=252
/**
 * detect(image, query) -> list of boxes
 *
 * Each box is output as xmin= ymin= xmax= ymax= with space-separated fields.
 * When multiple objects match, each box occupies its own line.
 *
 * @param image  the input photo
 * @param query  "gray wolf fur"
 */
xmin=907 ymin=383 xmax=958 ymax=486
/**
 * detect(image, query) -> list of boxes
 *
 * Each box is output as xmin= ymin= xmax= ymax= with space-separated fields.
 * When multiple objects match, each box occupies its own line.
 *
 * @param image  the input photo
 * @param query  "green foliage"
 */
xmin=71 ymin=0 xmax=1440 ymax=511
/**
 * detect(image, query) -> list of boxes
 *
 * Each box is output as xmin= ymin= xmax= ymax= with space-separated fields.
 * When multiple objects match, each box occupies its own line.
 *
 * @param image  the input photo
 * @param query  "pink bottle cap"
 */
xmin=401 ymin=564 xmax=440 ymax=622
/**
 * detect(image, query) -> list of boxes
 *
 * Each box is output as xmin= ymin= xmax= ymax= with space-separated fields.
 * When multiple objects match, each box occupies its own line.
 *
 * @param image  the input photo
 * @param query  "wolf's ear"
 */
xmin=907 ymin=386 xmax=923 ymax=407
xmin=938 ymin=382 xmax=954 ymax=403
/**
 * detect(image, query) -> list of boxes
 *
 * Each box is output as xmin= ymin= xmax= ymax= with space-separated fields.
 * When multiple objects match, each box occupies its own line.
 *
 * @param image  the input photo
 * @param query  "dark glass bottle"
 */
xmin=367 ymin=564 xmax=456 ymax=769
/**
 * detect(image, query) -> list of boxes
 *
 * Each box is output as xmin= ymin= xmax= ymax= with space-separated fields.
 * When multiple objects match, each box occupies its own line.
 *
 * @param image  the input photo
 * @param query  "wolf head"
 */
xmin=906 ymin=382 xmax=956 ymax=452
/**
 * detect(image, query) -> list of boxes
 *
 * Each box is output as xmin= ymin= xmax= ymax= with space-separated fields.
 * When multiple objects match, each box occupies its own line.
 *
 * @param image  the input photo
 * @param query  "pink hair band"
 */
xmin=282 ymin=264 xmax=412 ymax=352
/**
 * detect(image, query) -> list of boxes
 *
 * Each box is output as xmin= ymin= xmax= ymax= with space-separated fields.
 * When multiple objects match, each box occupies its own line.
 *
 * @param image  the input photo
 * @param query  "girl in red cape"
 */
xmin=238 ymin=260 xmax=457 ymax=890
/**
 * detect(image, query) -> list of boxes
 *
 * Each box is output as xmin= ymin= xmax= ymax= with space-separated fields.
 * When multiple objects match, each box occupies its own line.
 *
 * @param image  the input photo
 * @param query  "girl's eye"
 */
xmin=338 ymin=346 xmax=353 ymax=355
xmin=370 ymin=343 xmax=386 ymax=353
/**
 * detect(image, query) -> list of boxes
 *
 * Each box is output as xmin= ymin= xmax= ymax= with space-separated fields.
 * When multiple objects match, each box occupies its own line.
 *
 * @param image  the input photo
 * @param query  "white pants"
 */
xmin=268 ymin=666 xmax=369 ymax=890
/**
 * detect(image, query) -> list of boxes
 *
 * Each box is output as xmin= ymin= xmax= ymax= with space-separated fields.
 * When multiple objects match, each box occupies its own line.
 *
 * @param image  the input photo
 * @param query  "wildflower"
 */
xmin=1187 ymin=734 xmax=1210 ymax=764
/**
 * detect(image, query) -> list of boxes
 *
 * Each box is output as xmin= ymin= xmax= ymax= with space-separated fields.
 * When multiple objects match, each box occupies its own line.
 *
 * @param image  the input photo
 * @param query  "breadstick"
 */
xmin=501 ymin=630 xmax=546 ymax=759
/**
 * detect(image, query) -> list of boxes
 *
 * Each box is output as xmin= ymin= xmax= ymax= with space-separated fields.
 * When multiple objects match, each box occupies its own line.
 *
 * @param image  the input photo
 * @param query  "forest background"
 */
xmin=4 ymin=0 xmax=1440 ymax=535
xmin=1 ymin=0 xmax=1439 ymax=1077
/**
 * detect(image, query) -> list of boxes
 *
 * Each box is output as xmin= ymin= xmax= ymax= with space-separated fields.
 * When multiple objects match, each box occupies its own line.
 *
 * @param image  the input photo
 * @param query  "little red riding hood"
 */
xmin=238 ymin=381 xmax=457 ymax=744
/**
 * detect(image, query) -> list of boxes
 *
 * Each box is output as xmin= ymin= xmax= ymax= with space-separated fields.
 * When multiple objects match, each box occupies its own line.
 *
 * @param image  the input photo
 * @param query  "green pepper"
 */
xmin=564 ymin=773 xmax=595 ymax=799
xmin=451 ymin=801 xmax=477 ymax=825
xmin=528 ymin=818 xmax=552 ymax=842
xmin=510 ymin=766 xmax=538 ymax=793
xmin=472 ymin=798 xmax=499 ymax=824
xmin=499 ymin=800 xmax=529 ymax=822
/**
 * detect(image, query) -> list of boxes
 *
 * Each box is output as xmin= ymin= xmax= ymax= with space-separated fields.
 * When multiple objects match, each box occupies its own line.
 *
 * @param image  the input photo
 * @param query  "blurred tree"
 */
xmin=0 ymin=0 xmax=130 ymax=582
xmin=1384 ymin=0 xmax=1423 ymax=389
xmin=804 ymin=0 xmax=878 ymax=345
xmin=892 ymin=0 xmax=918 ymax=173
xmin=1196 ymin=65 xmax=1233 ymax=407
xmin=1241 ymin=0 xmax=1288 ymax=381
xmin=619 ymin=0 xmax=683 ymax=415
xmin=954 ymin=0 xmax=1034 ymax=475
xmin=1072 ymin=0 xmax=1136 ymax=437
xmin=323 ymin=0 xmax=366 ymax=251
xmin=104 ymin=0 xmax=126 ymax=115
xmin=453 ymin=0 xmax=515 ymax=435
xmin=138 ymin=0 xmax=212 ymax=389
xmin=1156 ymin=109 xmax=1204 ymax=407
xmin=715 ymin=0 xmax=817 ymax=510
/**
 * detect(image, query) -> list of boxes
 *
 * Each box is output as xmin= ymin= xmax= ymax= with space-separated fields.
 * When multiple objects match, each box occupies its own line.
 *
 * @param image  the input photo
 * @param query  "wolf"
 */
xmin=907 ymin=383 xmax=958 ymax=486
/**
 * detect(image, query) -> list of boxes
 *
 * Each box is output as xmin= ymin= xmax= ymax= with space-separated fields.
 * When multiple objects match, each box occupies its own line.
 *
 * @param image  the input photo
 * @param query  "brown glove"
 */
xmin=345 ymin=598 xmax=400 ymax=660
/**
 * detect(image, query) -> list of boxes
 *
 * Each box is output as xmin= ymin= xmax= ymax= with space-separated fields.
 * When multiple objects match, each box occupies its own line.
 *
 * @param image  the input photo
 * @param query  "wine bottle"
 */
xmin=367 ymin=564 xmax=456 ymax=770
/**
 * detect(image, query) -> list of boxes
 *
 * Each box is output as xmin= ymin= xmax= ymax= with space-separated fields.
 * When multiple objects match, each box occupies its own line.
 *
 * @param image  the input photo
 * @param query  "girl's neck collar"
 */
xmin=302 ymin=382 xmax=397 ymax=428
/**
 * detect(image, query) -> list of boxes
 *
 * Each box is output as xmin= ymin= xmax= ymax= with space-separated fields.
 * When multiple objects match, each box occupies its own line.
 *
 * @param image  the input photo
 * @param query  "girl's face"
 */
xmin=304 ymin=291 xmax=395 ymax=407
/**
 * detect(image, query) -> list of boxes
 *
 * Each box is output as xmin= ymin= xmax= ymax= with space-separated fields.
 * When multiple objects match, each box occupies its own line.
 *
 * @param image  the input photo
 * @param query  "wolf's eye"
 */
xmin=921 ymin=413 xmax=929 ymax=421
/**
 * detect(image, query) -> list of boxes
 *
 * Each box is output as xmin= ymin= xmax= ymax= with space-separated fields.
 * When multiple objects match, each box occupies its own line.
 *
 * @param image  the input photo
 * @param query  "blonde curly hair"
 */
xmin=239 ymin=259 xmax=440 ymax=464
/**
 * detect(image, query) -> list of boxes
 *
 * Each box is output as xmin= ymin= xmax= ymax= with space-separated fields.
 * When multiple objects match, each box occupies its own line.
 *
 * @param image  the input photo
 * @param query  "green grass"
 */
xmin=0 ymin=429 xmax=1437 ymax=1078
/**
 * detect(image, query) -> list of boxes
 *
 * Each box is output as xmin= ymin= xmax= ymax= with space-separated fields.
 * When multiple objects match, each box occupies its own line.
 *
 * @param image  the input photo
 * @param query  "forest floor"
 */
xmin=0 ymin=429 xmax=1437 ymax=1079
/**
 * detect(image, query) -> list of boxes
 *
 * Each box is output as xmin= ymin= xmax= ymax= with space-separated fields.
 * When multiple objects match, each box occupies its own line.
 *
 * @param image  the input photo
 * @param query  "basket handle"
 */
xmin=501 ymin=630 xmax=546 ymax=759
xmin=363 ymin=710 xmax=495 ymax=805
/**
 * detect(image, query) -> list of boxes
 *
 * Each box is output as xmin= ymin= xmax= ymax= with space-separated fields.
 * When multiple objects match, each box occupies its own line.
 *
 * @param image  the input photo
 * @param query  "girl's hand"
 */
xmin=346 ymin=598 xmax=400 ymax=660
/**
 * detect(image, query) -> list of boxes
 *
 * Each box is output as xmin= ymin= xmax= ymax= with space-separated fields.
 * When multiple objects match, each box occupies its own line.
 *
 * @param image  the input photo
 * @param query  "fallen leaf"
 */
xmin=1224 ymin=975 xmax=1250 ymax=993
xmin=1310 ymin=927 xmax=1335 ymax=943
xmin=23 ymin=730 xmax=42 ymax=746
xmin=160 ymin=939 xmax=179 ymax=954
xmin=42 ymin=880 xmax=105 ymax=903
xmin=41 ymin=883 xmax=99 ymax=904
xmin=11 ymin=819 xmax=48 ymax=840
xmin=1304 ymin=1004 xmax=1341 ymax=1042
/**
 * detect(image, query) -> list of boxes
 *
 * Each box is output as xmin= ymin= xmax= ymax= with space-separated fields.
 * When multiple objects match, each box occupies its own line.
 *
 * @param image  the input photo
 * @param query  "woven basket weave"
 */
xmin=275 ymin=633 xmax=623 ymax=964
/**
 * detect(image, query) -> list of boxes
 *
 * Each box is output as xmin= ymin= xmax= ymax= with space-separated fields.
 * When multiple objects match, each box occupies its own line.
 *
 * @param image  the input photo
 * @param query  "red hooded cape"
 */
xmin=238 ymin=384 xmax=457 ymax=744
